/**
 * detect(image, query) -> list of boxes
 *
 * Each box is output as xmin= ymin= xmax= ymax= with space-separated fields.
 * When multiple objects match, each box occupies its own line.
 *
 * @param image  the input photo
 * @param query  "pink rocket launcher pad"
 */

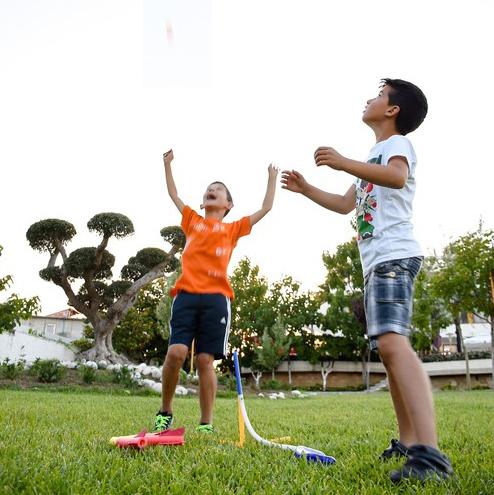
xmin=111 ymin=428 xmax=185 ymax=449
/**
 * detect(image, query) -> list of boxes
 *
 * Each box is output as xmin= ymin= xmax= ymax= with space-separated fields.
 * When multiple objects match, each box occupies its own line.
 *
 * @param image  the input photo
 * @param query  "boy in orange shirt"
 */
xmin=155 ymin=149 xmax=278 ymax=433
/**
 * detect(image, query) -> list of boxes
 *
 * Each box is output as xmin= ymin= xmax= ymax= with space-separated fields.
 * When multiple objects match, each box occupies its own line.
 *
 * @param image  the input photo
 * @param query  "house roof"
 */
xmin=44 ymin=308 xmax=85 ymax=319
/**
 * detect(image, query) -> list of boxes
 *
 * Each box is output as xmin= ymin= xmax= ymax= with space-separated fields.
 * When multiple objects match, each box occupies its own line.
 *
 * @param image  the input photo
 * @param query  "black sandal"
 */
xmin=390 ymin=444 xmax=453 ymax=483
xmin=380 ymin=438 xmax=409 ymax=460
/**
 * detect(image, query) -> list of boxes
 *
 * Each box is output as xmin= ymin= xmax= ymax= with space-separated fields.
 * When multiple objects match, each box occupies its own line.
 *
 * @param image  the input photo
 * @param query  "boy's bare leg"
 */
xmin=196 ymin=353 xmax=216 ymax=424
xmin=378 ymin=332 xmax=438 ymax=448
xmin=386 ymin=370 xmax=417 ymax=446
xmin=161 ymin=344 xmax=188 ymax=412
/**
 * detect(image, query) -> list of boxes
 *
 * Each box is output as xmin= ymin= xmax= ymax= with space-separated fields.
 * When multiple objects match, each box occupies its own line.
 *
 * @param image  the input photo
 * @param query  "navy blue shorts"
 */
xmin=364 ymin=257 xmax=423 ymax=350
xmin=169 ymin=291 xmax=232 ymax=360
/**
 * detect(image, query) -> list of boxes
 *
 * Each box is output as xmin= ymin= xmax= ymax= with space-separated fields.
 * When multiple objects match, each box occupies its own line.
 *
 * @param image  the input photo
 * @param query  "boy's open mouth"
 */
xmin=206 ymin=193 xmax=217 ymax=200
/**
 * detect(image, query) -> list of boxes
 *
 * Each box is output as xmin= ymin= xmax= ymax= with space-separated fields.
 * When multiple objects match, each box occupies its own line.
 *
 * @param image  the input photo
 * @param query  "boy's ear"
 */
xmin=386 ymin=105 xmax=400 ymax=118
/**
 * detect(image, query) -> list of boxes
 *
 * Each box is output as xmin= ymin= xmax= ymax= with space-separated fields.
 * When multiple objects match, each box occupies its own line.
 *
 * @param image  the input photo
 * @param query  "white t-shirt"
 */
xmin=355 ymin=135 xmax=423 ymax=276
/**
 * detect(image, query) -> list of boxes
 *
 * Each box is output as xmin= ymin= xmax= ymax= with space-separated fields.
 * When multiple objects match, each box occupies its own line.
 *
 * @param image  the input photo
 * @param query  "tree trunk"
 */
xmin=454 ymin=315 xmax=470 ymax=389
xmin=365 ymin=348 xmax=371 ymax=392
xmin=80 ymin=322 xmax=129 ymax=364
xmin=463 ymin=333 xmax=471 ymax=391
xmin=271 ymin=369 xmax=275 ymax=381
xmin=105 ymin=332 xmax=115 ymax=353
xmin=454 ymin=315 xmax=462 ymax=353
xmin=361 ymin=352 xmax=370 ymax=388
xmin=321 ymin=370 xmax=329 ymax=392
xmin=251 ymin=371 xmax=262 ymax=390
xmin=321 ymin=361 xmax=334 ymax=392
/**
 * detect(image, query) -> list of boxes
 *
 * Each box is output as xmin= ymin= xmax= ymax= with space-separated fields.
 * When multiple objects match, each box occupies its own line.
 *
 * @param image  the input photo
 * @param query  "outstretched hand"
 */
xmin=163 ymin=149 xmax=174 ymax=165
xmin=268 ymin=163 xmax=280 ymax=180
xmin=314 ymin=146 xmax=345 ymax=170
xmin=281 ymin=170 xmax=308 ymax=194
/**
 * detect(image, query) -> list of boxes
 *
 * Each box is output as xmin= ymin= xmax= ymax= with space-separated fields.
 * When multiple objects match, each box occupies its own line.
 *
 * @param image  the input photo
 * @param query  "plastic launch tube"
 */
xmin=233 ymin=351 xmax=335 ymax=465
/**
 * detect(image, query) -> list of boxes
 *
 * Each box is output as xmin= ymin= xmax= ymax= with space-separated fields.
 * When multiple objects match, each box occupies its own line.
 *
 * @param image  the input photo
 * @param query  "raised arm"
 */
xmin=281 ymin=170 xmax=356 ymax=214
xmin=163 ymin=149 xmax=185 ymax=213
xmin=249 ymin=164 xmax=279 ymax=226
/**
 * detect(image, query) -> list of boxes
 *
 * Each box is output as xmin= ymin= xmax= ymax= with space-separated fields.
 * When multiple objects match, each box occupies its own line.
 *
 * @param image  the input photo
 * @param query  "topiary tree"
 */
xmin=26 ymin=214 xmax=185 ymax=363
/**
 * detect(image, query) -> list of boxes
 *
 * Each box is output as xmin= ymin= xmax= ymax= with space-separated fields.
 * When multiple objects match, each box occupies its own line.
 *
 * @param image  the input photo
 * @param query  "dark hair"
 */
xmin=211 ymin=181 xmax=233 ymax=217
xmin=381 ymin=78 xmax=428 ymax=135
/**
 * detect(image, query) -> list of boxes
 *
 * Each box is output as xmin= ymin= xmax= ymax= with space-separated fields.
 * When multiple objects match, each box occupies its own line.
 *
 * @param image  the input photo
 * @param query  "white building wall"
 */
xmin=0 ymin=329 xmax=76 ymax=362
xmin=26 ymin=316 xmax=85 ymax=340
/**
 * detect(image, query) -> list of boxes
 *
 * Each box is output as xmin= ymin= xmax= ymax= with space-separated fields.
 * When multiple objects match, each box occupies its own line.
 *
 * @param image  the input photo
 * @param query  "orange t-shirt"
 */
xmin=171 ymin=206 xmax=252 ymax=299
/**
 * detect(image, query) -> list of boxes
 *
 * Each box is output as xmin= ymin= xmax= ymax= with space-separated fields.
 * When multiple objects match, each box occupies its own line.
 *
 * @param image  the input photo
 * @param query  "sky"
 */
xmin=1 ymin=0 xmax=493 ymax=315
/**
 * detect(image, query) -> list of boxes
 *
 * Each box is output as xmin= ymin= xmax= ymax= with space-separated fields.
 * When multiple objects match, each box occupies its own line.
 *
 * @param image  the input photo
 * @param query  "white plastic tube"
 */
xmin=233 ymin=351 xmax=335 ymax=464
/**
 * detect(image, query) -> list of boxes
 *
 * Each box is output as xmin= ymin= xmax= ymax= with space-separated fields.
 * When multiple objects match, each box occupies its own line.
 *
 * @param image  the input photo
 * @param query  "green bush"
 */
xmin=79 ymin=365 xmax=97 ymax=384
xmin=441 ymin=382 xmax=458 ymax=391
xmin=111 ymin=366 xmax=135 ymax=388
xmin=33 ymin=359 xmax=65 ymax=383
xmin=216 ymin=372 xmax=230 ymax=386
xmin=260 ymin=379 xmax=284 ymax=390
xmin=71 ymin=338 xmax=94 ymax=352
xmin=422 ymin=351 xmax=491 ymax=362
xmin=472 ymin=384 xmax=490 ymax=390
xmin=178 ymin=368 xmax=188 ymax=385
xmin=0 ymin=358 xmax=25 ymax=380
xmin=27 ymin=358 xmax=40 ymax=376
xmin=217 ymin=372 xmax=238 ymax=391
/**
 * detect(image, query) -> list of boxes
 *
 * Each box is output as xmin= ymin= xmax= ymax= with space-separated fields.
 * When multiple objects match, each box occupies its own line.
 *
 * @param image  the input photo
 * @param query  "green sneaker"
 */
xmin=154 ymin=411 xmax=173 ymax=432
xmin=196 ymin=424 xmax=215 ymax=433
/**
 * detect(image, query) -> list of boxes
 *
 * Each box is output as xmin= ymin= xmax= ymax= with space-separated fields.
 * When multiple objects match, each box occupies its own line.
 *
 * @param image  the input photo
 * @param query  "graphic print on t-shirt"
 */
xmin=171 ymin=206 xmax=252 ymax=299
xmin=355 ymin=154 xmax=381 ymax=240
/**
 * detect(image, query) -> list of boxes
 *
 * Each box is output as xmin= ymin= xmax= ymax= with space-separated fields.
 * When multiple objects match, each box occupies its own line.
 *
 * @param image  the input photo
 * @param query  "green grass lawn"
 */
xmin=0 ymin=390 xmax=493 ymax=495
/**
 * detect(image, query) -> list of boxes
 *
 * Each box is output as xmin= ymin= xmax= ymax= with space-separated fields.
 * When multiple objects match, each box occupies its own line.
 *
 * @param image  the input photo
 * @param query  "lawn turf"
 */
xmin=0 ymin=390 xmax=493 ymax=494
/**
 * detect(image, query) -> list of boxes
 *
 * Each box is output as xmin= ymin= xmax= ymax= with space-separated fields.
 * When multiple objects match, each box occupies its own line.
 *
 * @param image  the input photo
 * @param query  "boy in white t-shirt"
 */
xmin=282 ymin=79 xmax=453 ymax=482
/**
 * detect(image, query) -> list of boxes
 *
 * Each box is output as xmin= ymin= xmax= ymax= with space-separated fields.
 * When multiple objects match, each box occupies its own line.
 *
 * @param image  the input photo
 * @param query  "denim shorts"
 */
xmin=364 ymin=257 xmax=423 ymax=350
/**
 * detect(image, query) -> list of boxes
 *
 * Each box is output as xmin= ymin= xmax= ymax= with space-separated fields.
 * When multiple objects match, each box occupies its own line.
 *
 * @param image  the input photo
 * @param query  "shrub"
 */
xmin=441 ymin=381 xmax=458 ymax=391
xmin=111 ymin=366 xmax=135 ymax=388
xmin=422 ymin=351 xmax=491 ymax=362
xmin=178 ymin=368 xmax=188 ymax=385
xmin=34 ymin=359 xmax=65 ymax=383
xmin=71 ymin=338 xmax=94 ymax=352
xmin=0 ymin=358 xmax=25 ymax=380
xmin=472 ymin=384 xmax=490 ymax=390
xmin=217 ymin=372 xmax=238 ymax=391
xmin=79 ymin=365 xmax=97 ymax=384
xmin=260 ymin=379 xmax=284 ymax=390
xmin=28 ymin=358 xmax=41 ymax=377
